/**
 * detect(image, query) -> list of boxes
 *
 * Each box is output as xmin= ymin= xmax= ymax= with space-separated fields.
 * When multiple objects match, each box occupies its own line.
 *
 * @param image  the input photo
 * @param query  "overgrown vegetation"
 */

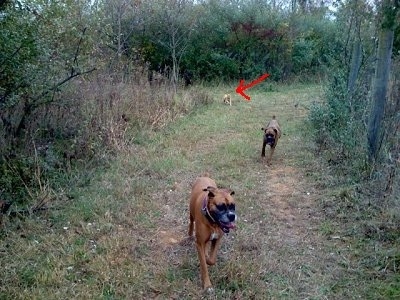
xmin=309 ymin=1 xmax=399 ymax=297
xmin=309 ymin=0 xmax=399 ymax=207
xmin=0 ymin=64 xmax=211 ymax=208
xmin=1 ymin=0 xmax=341 ymax=209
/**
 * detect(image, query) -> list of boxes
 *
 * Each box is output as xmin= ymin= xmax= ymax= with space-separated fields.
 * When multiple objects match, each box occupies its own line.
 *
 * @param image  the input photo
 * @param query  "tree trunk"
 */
xmin=367 ymin=28 xmax=394 ymax=161
xmin=171 ymin=30 xmax=179 ymax=94
xmin=347 ymin=29 xmax=362 ymax=97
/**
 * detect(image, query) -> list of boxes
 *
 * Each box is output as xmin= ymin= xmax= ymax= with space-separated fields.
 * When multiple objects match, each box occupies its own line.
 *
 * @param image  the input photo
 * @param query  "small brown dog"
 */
xmin=223 ymin=94 xmax=232 ymax=106
xmin=261 ymin=115 xmax=281 ymax=163
xmin=188 ymin=176 xmax=236 ymax=291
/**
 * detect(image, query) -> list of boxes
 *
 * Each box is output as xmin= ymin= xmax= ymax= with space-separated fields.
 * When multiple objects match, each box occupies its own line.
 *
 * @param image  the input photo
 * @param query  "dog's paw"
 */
xmin=204 ymin=287 xmax=214 ymax=294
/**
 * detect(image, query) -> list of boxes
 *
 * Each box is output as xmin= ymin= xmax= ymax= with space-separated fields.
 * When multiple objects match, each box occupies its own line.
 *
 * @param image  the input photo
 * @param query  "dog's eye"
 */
xmin=216 ymin=204 xmax=226 ymax=211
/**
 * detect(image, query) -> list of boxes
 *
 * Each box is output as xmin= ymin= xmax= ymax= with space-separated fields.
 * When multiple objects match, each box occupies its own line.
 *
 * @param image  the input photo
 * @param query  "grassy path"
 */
xmin=2 ymin=84 xmax=353 ymax=299
xmin=121 ymin=83 xmax=340 ymax=299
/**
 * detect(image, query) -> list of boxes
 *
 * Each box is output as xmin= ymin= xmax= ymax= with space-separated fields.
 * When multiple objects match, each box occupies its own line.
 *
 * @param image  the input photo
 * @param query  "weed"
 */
xmin=1 ymin=83 xmax=398 ymax=299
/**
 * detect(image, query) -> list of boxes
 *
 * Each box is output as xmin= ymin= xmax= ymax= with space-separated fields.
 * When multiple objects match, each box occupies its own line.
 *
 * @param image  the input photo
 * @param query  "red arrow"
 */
xmin=235 ymin=73 xmax=270 ymax=101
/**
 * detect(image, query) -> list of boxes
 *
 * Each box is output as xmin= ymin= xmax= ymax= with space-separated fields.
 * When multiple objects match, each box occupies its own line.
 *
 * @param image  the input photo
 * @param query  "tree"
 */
xmin=0 ymin=0 xmax=97 ymax=155
xmin=367 ymin=0 xmax=399 ymax=161
xmin=151 ymin=0 xmax=197 ymax=91
xmin=347 ymin=0 xmax=363 ymax=97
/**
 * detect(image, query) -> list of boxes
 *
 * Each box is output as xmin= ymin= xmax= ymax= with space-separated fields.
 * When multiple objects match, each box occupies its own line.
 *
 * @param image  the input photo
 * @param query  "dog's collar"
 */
xmin=201 ymin=194 xmax=234 ymax=234
xmin=201 ymin=195 xmax=217 ymax=224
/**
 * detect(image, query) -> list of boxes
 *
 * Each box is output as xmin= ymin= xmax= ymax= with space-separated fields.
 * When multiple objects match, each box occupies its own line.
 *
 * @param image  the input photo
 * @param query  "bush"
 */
xmin=309 ymin=72 xmax=369 ymax=181
xmin=0 ymin=58 xmax=214 ymax=208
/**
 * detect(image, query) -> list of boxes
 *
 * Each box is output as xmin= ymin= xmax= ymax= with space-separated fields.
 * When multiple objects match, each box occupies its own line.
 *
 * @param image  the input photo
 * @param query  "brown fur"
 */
xmin=261 ymin=116 xmax=281 ymax=164
xmin=188 ymin=176 xmax=236 ymax=291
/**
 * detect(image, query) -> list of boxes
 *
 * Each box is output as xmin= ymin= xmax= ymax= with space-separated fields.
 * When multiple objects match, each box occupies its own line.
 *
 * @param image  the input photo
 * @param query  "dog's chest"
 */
xmin=210 ymin=231 xmax=220 ymax=241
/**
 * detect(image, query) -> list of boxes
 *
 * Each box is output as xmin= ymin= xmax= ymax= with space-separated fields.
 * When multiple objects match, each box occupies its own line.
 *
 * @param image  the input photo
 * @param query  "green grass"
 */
xmin=1 ymin=83 xmax=398 ymax=299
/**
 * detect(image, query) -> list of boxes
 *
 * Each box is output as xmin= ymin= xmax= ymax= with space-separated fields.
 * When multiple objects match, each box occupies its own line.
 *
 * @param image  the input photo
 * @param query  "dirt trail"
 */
xmin=149 ymin=85 xmax=343 ymax=298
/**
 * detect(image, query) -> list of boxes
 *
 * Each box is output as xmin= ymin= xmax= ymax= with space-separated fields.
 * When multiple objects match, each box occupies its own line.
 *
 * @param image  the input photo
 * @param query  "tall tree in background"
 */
xmin=345 ymin=0 xmax=375 ymax=117
xmin=141 ymin=0 xmax=197 ymax=91
xmin=367 ymin=0 xmax=399 ymax=161
xmin=347 ymin=0 xmax=362 ymax=98
xmin=0 ymin=0 xmax=96 ymax=153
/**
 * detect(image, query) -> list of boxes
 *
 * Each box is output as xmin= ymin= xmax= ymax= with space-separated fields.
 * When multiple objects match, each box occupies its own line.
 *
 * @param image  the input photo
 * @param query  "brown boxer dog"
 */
xmin=223 ymin=94 xmax=232 ymax=106
xmin=261 ymin=115 xmax=281 ymax=164
xmin=188 ymin=176 xmax=236 ymax=291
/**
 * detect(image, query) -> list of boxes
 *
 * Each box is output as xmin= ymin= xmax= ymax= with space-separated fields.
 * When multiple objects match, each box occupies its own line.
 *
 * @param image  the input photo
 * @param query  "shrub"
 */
xmin=0 ymin=63 xmax=213 ymax=209
xmin=309 ymin=71 xmax=369 ymax=181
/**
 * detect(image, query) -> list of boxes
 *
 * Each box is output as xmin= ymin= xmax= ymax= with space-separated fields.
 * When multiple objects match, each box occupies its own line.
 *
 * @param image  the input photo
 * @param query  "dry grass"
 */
xmin=1 ymin=83 xmax=398 ymax=299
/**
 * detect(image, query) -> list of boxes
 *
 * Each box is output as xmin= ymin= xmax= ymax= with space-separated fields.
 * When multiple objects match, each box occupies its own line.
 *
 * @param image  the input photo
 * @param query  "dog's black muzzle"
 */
xmin=210 ymin=210 xmax=236 ymax=233
xmin=265 ymin=134 xmax=275 ymax=146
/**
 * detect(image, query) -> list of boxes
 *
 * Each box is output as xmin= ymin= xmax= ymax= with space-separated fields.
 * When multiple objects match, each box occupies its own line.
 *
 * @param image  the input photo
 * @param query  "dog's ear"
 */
xmin=221 ymin=188 xmax=234 ymax=196
xmin=204 ymin=186 xmax=216 ymax=197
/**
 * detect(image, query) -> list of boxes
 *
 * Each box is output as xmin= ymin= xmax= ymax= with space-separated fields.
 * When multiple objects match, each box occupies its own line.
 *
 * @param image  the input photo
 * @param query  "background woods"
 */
xmin=1 ymin=0 xmax=399 ymax=224
xmin=0 ymin=0 xmax=345 ymax=205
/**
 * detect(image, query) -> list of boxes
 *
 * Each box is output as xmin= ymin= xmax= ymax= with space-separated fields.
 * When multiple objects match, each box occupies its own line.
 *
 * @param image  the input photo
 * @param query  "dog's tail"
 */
xmin=202 ymin=172 xmax=210 ymax=178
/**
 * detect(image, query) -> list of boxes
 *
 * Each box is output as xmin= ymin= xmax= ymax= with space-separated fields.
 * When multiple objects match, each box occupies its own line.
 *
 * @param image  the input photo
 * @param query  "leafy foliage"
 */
xmin=309 ymin=71 xmax=369 ymax=180
xmin=0 ymin=0 xmax=397 ymax=214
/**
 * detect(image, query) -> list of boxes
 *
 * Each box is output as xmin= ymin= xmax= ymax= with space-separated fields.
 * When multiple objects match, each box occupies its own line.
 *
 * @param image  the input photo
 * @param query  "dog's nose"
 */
xmin=228 ymin=213 xmax=236 ymax=222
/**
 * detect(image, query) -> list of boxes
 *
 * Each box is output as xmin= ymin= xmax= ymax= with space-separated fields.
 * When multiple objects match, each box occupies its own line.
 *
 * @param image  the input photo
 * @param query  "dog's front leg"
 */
xmin=261 ymin=140 xmax=267 ymax=157
xmin=268 ymin=146 xmax=275 ymax=163
xmin=196 ymin=241 xmax=212 ymax=289
xmin=207 ymin=238 xmax=222 ymax=266
xmin=188 ymin=213 xmax=194 ymax=236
